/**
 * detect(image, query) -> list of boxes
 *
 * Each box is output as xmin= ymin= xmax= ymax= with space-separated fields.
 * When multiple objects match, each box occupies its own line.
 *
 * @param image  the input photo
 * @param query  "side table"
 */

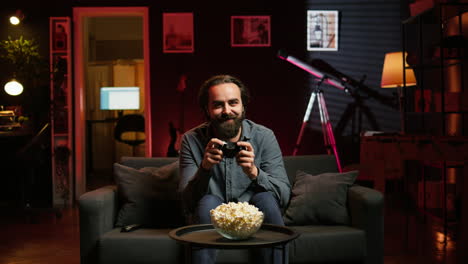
xmin=169 ymin=224 xmax=299 ymax=264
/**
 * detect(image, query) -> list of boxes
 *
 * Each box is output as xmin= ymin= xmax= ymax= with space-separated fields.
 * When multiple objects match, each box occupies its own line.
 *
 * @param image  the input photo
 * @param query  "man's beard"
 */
xmin=211 ymin=111 xmax=245 ymax=140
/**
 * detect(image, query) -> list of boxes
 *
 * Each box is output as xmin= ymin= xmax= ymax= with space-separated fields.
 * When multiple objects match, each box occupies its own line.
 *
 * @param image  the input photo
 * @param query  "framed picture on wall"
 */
xmin=163 ymin=12 xmax=194 ymax=53
xmin=307 ymin=10 xmax=338 ymax=51
xmin=231 ymin=16 xmax=271 ymax=47
xmin=52 ymin=21 xmax=69 ymax=51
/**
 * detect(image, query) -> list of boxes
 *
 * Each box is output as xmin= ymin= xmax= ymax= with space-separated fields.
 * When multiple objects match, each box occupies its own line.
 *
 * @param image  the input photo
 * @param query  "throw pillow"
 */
xmin=114 ymin=161 xmax=184 ymax=228
xmin=283 ymin=170 xmax=358 ymax=226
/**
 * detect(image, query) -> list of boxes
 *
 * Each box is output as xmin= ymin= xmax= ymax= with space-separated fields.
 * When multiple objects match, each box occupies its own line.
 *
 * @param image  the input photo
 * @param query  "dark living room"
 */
xmin=0 ymin=0 xmax=467 ymax=263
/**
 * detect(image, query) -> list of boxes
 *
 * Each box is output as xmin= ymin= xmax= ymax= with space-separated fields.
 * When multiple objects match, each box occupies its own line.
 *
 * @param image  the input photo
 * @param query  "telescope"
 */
xmin=277 ymin=50 xmax=343 ymax=172
xmin=278 ymin=50 xmax=398 ymax=109
xmin=277 ymin=50 xmax=346 ymax=91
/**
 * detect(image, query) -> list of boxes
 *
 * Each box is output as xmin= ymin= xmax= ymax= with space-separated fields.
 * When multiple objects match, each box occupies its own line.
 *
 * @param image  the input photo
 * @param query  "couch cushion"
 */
xmin=284 ymin=170 xmax=358 ymax=225
xmin=99 ymin=228 xmax=183 ymax=264
xmin=289 ymin=225 xmax=367 ymax=263
xmin=113 ymin=161 xmax=184 ymax=228
xmin=121 ymin=156 xmax=178 ymax=169
xmin=283 ymin=155 xmax=338 ymax=184
xmin=288 ymin=225 xmax=366 ymax=263
xmin=99 ymin=229 xmax=270 ymax=264
xmin=99 ymin=226 xmax=364 ymax=264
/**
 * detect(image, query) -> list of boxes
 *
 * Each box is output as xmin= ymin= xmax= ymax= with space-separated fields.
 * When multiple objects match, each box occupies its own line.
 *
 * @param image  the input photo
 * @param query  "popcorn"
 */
xmin=210 ymin=202 xmax=264 ymax=240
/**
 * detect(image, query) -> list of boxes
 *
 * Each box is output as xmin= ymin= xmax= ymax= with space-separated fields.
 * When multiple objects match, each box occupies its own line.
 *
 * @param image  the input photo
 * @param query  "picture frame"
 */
xmin=52 ymin=20 xmax=69 ymax=51
xmin=307 ymin=10 xmax=339 ymax=51
xmin=231 ymin=16 xmax=271 ymax=47
xmin=163 ymin=12 xmax=194 ymax=53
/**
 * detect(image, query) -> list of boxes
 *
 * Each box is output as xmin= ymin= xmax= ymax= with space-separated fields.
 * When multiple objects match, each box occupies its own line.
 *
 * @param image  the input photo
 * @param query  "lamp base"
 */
xmin=398 ymin=86 xmax=406 ymax=134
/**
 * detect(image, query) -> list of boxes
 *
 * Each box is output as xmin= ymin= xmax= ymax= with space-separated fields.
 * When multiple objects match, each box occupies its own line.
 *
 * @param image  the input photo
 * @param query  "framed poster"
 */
xmin=231 ymin=16 xmax=271 ymax=47
xmin=307 ymin=10 xmax=338 ymax=51
xmin=163 ymin=13 xmax=194 ymax=53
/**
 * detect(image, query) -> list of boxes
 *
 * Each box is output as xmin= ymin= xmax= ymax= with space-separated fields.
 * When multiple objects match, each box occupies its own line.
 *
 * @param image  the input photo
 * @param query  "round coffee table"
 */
xmin=169 ymin=224 xmax=299 ymax=264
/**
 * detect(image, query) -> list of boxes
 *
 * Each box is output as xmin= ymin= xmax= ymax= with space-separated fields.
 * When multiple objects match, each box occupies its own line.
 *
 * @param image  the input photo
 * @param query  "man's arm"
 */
xmin=252 ymin=130 xmax=291 ymax=208
xmin=178 ymin=134 xmax=224 ymax=211
xmin=178 ymin=134 xmax=209 ymax=212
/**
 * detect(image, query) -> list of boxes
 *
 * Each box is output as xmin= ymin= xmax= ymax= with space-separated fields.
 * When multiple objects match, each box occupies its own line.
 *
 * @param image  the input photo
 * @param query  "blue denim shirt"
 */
xmin=179 ymin=119 xmax=291 ymax=211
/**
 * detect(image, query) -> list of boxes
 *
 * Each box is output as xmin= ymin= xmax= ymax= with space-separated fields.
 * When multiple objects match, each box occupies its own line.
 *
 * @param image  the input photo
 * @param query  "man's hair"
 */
xmin=198 ymin=74 xmax=250 ymax=119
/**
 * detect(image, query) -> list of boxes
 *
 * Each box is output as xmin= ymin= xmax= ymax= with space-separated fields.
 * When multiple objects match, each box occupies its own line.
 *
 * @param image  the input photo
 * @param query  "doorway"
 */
xmin=73 ymin=7 xmax=151 ymax=197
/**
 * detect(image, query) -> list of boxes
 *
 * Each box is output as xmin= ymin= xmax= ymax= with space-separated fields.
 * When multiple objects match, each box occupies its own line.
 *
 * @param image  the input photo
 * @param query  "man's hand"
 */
xmin=201 ymin=138 xmax=225 ymax=170
xmin=236 ymin=141 xmax=258 ymax=179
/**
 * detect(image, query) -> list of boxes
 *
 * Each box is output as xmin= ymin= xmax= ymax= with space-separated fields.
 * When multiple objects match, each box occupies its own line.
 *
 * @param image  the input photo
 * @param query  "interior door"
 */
xmin=73 ymin=7 xmax=151 ymax=198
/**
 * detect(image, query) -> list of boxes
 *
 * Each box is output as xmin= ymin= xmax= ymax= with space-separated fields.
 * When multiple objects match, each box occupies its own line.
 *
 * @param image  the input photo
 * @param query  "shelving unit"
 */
xmin=401 ymin=3 xmax=467 ymax=241
xmin=403 ymin=3 xmax=468 ymax=135
xmin=49 ymin=17 xmax=73 ymax=207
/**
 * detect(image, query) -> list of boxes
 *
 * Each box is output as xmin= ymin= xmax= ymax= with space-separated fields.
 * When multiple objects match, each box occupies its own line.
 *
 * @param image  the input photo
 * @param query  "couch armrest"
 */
xmin=348 ymin=185 xmax=384 ymax=264
xmin=79 ymin=185 xmax=118 ymax=264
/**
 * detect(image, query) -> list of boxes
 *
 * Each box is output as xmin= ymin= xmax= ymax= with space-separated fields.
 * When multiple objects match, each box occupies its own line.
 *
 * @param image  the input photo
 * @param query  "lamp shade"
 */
xmin=10 ymin=16 xmax=20 ymax=25
xmin=9 ymin=10 xmax=24 ymax=25
xmin=381 ymin=51 xmax=416 ymax=88
xmin=4 ymin=79 xmax=24 ymax=96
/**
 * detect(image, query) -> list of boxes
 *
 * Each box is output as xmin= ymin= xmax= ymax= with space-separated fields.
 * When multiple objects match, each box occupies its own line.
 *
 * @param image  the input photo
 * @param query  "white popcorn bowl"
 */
xmin=210 ymin=202 xmax=264 ymax=240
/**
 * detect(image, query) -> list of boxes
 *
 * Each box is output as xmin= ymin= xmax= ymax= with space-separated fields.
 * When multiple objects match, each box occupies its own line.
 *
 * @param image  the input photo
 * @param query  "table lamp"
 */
xmin=381 ymin=51 xmax=416 ymax=133
xmin=100 ymin=86 xmax=140 ymax=118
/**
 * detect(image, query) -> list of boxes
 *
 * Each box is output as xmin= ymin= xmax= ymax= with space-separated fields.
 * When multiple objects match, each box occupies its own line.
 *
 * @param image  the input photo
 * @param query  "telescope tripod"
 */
xmin=293 ymin=78 xmax=343 ymax=172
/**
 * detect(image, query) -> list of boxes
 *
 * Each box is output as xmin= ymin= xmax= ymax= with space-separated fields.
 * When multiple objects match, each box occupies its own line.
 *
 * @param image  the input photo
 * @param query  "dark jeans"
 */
xmin=193 ymin=192 xmax=287 ymax=264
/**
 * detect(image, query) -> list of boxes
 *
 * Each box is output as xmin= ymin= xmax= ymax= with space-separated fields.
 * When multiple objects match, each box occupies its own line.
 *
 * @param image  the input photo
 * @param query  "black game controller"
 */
xmin=217 ymin=142 xmax=246 ymax=158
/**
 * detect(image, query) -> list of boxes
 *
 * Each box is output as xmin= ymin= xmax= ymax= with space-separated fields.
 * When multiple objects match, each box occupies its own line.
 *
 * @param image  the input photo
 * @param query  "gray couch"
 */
xmin=79 ymin=155 xmax=384 ymax=264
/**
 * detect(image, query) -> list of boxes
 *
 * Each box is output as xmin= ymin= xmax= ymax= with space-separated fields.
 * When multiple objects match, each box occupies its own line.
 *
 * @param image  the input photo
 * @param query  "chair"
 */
xmin=114 ymin=114 xmax=145 ymax=156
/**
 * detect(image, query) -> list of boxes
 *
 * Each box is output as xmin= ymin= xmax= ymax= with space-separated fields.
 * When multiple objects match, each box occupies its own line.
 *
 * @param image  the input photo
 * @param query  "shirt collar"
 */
xmin=240 ymin=119 xmax=252 ymax=141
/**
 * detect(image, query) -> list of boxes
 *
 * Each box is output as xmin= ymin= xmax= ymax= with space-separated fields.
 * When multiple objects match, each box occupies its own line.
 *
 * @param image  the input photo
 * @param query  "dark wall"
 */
xmin=1 ymin=0 xmax=407 ymax=166
xmin=146 ymin=1 xmax=309 ymax=157
xmin=0 ymin=2 xmax=72 ymax=128
xmin=300 ymin=0 xmax=406 ymax=165
xmin=147 ymin=0 xmax=406 ymax=161
xmin=0 ymin=7 xmax=49 ymax=126
xmin=0 ymin=3 xmax=62 ymax=207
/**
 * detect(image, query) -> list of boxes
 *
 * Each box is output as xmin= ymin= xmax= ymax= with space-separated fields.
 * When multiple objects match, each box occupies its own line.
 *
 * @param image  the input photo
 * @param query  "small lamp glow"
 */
xmin=4 ymin=79 xmax=24 ymax=96
xmin=9 ymin=16 xmax=20 ymax=25
xmin=381 ymin=51 xmax=417 ymax=134
xmin=9 ymin=10 xmax=24 ymax=25
xmin=381 ymin=51 xmax=416 ymax=88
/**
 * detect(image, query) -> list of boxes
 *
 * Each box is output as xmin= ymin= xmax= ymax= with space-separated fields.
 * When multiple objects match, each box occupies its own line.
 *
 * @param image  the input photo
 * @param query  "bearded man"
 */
xmin=178 ymin=75 xmax=291 ymax=264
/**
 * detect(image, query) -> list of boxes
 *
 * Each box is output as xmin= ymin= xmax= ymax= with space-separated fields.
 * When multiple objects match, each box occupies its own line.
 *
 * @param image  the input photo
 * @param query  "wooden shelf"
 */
xmin=50 ymin=17 xmax=73 ymax=207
